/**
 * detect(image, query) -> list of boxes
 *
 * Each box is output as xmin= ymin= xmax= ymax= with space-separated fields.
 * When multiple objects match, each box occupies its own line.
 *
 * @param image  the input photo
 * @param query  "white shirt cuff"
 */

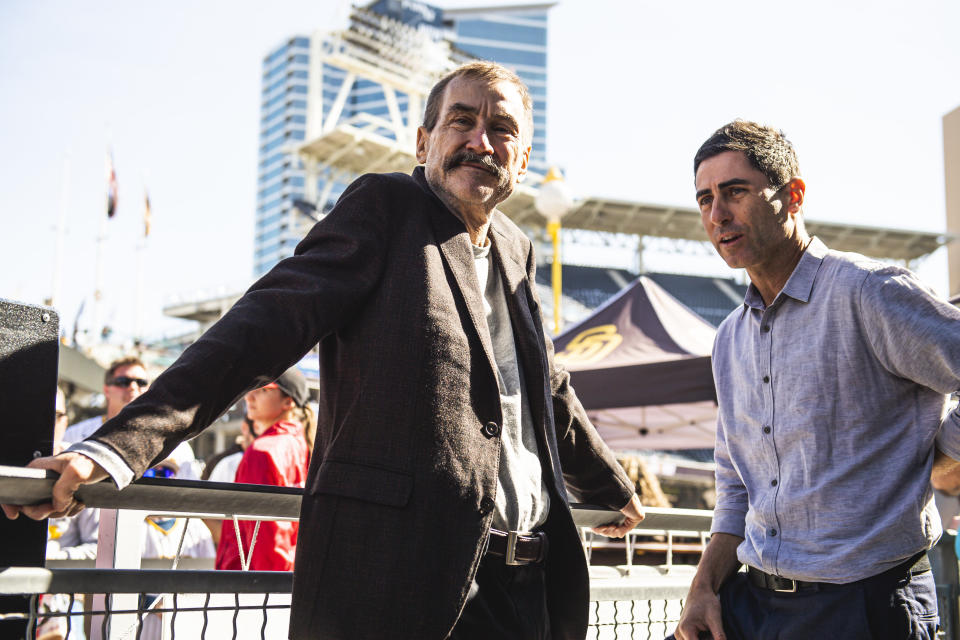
xmin=67 ymin=441 xmax=135 ymax=490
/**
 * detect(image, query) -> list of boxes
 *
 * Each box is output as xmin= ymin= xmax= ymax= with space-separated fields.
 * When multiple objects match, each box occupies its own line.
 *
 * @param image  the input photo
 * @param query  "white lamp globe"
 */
xmin=535 ymin=167 xmax=574 ymax=222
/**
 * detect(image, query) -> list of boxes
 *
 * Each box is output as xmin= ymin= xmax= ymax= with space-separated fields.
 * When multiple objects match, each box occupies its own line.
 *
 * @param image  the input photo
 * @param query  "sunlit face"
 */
xmin=244 ymin=386 xmax=293 ymax=429
xmin=103 ymin=364 xmax=149 ymax=418
xmin=416 ymin=77 xmax=530 ymax=217
xmin=695 ymin=151 xmax=792 ymax=273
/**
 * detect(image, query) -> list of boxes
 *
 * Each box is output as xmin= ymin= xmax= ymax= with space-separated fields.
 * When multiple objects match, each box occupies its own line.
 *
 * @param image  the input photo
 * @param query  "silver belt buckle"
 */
xmin=505 ymin=530 xmax=521 ymax=566
xmin=774 ymin=578 xmax=797 ymax=593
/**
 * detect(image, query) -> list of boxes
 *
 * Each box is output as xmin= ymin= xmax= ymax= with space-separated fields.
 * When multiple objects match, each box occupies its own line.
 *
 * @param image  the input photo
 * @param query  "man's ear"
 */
xmin=786 ymin=177 xmax=805 ymax=212
xmin=415 ymin=127 xmax=429 ymax=165
xmin=516 ymin=144 xmax=531 ymax=181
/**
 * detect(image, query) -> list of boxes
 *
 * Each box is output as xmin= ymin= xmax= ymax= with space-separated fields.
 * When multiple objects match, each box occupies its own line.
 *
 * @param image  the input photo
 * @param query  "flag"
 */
xmin=143 ymin=190 xmax=152 ymax=237
xmin=105 ymin=150 xmax=118 ymax=218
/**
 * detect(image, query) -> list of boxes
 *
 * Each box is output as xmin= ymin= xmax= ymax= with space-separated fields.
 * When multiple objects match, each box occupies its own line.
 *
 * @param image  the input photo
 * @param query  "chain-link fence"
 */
xmin=0 ymin=566 xmax=695 ymax=640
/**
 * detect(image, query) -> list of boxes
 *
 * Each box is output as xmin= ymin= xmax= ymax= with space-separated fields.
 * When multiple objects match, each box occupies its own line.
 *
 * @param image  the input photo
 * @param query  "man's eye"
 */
xmin=698 ymin=196 xmax=712 ymax=208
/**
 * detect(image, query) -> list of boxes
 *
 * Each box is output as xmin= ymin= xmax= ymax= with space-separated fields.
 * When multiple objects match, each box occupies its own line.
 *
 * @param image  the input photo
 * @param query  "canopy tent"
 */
xmin=553 ymin=276 xmax=720 ymax=450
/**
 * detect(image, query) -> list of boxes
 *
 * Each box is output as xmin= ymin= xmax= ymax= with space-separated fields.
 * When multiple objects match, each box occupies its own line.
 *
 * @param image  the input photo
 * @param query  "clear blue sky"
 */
xmin=2 ymin=0 xmax=958 ymax=342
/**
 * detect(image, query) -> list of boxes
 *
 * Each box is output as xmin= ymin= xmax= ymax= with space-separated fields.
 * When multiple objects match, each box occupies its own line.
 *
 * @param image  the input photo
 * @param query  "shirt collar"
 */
xmin=742 ymin=236 xmax=827 ymax=311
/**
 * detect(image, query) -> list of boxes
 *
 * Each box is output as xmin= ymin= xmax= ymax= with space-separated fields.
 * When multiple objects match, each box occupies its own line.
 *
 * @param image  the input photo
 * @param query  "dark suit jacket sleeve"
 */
xmin=88 ymin=174 xmax=391 ymax=475
xmin=548 ymin=333 xmax=636 ymax=510
xmin=522 ymin=248 xmax=636 ymax=511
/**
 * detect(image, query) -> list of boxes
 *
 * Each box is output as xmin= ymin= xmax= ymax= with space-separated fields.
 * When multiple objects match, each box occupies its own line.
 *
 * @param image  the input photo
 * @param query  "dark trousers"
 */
xmin=669 ymin=564 xmax=939 ymax=640
xmin=448 ymin=556 xmax=551 ymax=640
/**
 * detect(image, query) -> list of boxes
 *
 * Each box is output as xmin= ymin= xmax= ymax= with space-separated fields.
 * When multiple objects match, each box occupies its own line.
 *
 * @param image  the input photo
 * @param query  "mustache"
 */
xmin=444 ymin=151 xmax=506 ymax=179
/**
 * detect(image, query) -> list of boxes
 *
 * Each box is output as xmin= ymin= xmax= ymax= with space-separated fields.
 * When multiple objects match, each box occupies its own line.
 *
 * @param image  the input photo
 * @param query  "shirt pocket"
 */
xmin=308 ymin=459 xmax=413 ymax=508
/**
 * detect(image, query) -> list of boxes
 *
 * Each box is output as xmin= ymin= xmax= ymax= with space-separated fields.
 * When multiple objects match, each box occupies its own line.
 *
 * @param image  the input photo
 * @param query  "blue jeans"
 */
xmin=668 ymin=565 xmax=939 ymax=640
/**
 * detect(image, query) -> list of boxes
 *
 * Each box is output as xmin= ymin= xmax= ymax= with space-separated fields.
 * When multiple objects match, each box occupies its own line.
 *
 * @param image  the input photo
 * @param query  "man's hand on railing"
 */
xmin=1 ymin=453 xmax=108 ymax=520
xmin=591 ymin=493 xmax=645 ymax=538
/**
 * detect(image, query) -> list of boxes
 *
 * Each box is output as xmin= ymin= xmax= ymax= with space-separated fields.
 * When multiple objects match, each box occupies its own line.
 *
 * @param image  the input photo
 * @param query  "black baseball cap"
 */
xmin=269 ymin=367 xmax=309 ymax=408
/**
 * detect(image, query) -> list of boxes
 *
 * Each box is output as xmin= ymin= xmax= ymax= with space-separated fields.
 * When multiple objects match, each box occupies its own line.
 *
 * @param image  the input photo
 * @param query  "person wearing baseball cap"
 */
xmin=215 ymin=367 xmax=311 ymax=571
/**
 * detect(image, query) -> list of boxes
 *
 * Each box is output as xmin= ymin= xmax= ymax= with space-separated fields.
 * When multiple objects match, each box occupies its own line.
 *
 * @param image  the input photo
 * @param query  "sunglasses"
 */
xmin=142 ymin=466 xmax=176 ymax=479
xmin=109 ymin=376 xmax=149 ymax=389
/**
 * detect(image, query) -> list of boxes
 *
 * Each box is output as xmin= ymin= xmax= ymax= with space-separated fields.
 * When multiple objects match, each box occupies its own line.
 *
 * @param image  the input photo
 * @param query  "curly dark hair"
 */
xmin=694 ymin=120 xmax=800 ymax=190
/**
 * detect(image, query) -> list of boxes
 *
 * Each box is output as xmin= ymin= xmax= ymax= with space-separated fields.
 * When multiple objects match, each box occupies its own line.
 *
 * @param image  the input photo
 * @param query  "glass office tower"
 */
xmin=253 ymin=2 xmax=553 ymax=276
xmin=254 ymin=37 xmax=311 ymax=276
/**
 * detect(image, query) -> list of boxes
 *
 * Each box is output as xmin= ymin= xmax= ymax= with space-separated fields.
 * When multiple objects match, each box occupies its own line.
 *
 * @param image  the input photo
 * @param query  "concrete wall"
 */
xmin=945 ymin=106 xmax=960 ymax=297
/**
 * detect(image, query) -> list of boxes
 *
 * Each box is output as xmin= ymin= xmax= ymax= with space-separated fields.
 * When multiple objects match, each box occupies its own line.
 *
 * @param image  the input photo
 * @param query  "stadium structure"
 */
xmin=169 ymin=0 xmax=944 ymax=327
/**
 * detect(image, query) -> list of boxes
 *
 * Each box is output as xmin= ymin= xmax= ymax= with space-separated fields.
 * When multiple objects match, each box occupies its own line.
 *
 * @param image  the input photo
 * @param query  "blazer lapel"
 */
xmin=419 ymin=178 xmax=499 ymax=383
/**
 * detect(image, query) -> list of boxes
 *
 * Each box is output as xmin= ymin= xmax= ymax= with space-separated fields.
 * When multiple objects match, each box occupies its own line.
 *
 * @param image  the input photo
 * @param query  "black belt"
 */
xmin=485 ymin=528 xmax=548 ymax=566
xmin=747 ymin=552 xmax=931 ymax=594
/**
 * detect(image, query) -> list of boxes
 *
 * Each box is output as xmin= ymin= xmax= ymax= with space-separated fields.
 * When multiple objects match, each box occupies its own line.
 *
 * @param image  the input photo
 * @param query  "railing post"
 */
xmin=0 ymin=300 xmax=59 ymax=637
xmin=91 ymin=508 xmax=145 ymax=640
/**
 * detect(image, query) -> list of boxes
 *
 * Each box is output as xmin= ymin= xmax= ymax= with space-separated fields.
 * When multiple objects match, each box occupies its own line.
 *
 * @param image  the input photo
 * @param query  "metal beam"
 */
xmin=322 ymin=71 xmax=356 ymax=135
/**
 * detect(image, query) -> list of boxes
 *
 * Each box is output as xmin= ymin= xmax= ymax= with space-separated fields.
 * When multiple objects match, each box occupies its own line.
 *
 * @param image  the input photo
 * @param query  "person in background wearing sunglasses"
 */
xmin=62 ymin=356 xmax=152 ymax=446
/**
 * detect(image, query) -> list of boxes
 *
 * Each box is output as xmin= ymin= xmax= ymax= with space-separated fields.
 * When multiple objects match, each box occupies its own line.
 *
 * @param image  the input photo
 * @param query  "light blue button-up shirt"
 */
xmin=711 ymin=237 xmax=960 ymax=583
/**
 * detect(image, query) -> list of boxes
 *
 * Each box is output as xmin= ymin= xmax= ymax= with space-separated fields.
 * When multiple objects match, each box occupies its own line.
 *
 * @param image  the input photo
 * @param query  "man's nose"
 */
xmin=708 ymin=197 xmax=731 ymax=226
xmin=465 ymin=126 xmax=493 ymax=155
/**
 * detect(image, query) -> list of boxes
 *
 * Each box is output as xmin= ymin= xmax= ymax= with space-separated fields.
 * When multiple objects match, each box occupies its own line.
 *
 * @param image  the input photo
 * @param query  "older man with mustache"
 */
xmin=4 ymin=61 xmax=644 ymax=640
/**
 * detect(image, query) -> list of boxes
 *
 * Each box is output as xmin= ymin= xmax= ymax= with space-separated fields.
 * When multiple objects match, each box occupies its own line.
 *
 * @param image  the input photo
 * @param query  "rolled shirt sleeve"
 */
xmin=710 ymin=407 xmax=748 ymax=538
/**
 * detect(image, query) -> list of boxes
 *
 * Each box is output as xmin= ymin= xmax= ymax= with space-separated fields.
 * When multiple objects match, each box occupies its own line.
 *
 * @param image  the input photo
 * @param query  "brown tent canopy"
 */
xmin=554 ymin=276 xmax=720 ymax=450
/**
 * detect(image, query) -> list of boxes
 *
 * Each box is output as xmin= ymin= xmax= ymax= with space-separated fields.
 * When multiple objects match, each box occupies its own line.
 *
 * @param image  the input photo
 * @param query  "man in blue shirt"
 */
xmin=671 ymin=120 xmax=960 ymax=640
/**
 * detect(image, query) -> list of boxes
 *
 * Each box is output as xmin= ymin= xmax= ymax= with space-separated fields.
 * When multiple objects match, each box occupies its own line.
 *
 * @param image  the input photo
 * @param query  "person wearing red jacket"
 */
xmin=215 ymin=367 xmax=311 ymax=571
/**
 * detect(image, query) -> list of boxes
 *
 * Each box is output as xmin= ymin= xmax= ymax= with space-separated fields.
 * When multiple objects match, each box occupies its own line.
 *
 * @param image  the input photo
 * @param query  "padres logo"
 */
xmin=555 ymin=324 xmax=623 ymax=365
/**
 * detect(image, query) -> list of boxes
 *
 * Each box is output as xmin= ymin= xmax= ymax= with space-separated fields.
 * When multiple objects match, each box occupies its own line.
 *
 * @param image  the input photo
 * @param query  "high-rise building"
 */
xmin=255 ymin=37 xmax=311 ymax=276
xmin=252 ymin=1 xmax=553 ymax=277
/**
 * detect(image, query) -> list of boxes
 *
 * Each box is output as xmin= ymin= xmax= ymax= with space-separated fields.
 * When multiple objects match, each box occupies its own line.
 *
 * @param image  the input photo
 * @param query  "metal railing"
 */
xmin=0 ymin=465 xmax=712 ymax=639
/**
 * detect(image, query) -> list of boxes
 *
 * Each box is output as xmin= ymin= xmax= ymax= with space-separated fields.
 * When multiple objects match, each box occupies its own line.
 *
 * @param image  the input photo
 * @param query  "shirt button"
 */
xmin=482 ymin=422 xmax=501 ymax=438
xmin=763 ymin=375 xmax=770 ymax=383
xmin=762 ymin=325 xmax=771 ymax=333
xmin=770 ymin=528 xmax=778 ymax=536
xmin=771 ymin=479 xmax=778 ymax=486
xmin=763 ymin=426 xmax=771 ymax=434
xmin=479 ymin=496 xmax=495 ymax=515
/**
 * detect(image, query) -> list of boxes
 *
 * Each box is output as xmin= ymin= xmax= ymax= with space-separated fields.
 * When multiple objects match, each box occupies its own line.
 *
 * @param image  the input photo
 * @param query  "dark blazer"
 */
xmin=92 ymin=167 xmax=635 ymax=639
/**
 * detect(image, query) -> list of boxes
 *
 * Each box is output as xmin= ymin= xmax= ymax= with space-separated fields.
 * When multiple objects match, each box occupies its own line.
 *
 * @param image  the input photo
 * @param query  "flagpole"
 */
xmin=135 ymin=238 xmax=144 ymax=343
xmin=49 ymin=150 xmax=71 ymax=310
xmin=137 ymin=186 xmax=151 ymax=344
xmin=96 ymin=146 xmax=116 ymax=343
xmin=94 ymin=200 xmax=106 ymax=343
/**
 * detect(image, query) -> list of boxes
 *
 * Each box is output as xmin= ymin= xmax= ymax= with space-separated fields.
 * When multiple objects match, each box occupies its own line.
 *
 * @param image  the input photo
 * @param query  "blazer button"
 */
xmin=479 ymin=496 xmax=495 ymax=515
xmin=482 ymin=422 xmax=501 ymax=438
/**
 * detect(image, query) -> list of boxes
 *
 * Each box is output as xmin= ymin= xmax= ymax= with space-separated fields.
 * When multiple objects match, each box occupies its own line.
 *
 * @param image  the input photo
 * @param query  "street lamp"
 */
xmin=535 ymin=167 xmax=574 ymax=333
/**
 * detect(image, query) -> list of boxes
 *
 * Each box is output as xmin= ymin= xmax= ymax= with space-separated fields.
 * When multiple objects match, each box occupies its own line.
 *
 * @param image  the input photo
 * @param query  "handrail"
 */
xmin=0 ymin=464 xmax=714 ymax=531
xmin=0 ymin=567 xmax=292 ymax=595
